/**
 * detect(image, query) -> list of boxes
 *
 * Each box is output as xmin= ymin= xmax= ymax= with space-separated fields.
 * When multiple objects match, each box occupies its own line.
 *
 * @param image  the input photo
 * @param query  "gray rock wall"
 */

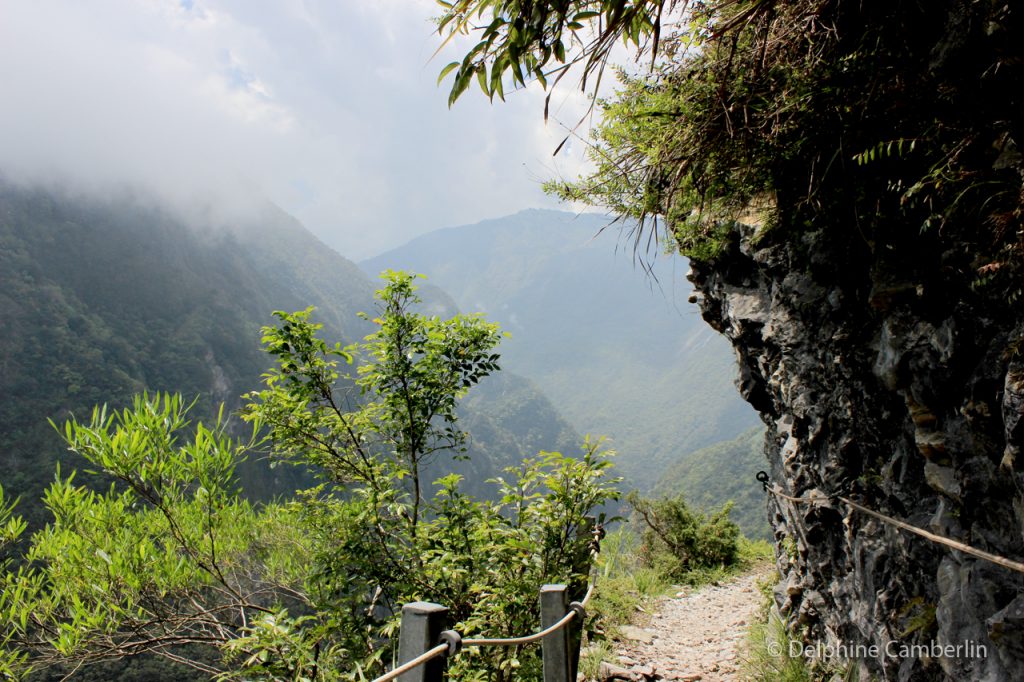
xmin=689 ymin=224 xmax=1024 ymax=681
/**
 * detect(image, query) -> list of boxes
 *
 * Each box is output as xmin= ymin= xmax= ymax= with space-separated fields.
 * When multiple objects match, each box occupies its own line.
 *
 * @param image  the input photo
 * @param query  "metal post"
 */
xmin=540 ymin=584 xmax=571 ymax=682
xmin=397 ymin=601 xmax=448 ymax=682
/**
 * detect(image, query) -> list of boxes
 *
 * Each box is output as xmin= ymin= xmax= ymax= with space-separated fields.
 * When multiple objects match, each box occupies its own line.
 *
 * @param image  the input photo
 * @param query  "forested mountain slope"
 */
xmin=0 ymin=183 xmax=578 ymax=531
xmin=362 ymin=209 xmax=759 ymax=492
xmin=655 ymin=426 xmax=770 ymax=540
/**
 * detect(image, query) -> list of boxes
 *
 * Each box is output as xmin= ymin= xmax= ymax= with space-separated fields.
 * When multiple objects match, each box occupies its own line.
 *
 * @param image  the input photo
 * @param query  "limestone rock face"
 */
xmin=689 ymin=224 xmax=1024 ymax=681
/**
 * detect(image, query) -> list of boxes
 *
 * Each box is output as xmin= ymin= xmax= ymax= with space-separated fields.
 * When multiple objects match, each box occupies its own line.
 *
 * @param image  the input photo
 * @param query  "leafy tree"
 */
xmin=244 ymin=270 xmax=503 ymax=547
xmin=0 ymin=272 xmax=619 ymax=681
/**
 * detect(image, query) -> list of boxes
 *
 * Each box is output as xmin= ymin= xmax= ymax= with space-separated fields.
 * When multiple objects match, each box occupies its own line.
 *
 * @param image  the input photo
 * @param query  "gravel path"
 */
xmin=601 ymin=566 xmax=773 ymax=681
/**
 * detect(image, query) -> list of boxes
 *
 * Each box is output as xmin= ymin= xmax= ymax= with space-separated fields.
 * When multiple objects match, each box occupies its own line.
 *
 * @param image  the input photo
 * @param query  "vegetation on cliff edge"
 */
xmin=438 ymin=0 xmax=1022 ymax=291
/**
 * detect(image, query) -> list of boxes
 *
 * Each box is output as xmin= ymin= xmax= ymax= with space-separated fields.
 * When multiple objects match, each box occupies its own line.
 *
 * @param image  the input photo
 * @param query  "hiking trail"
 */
xmin=593 ymin=565 xmax=772 ymax=681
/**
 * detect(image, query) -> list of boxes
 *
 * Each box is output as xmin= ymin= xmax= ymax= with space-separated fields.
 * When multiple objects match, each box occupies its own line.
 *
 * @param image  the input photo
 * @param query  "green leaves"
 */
xmin=421 ymin=439 xmax=620 ymax=679
xmin=438 ymin=60 xmax=461 ymax=85
xmin=435 ymin=1 xmax=669 ymax=105
xmin=853 ymin=138 xmax=918 ymax=166
xmin=60 ymin=393 xmax=246 ymax=508
xmin=356 ymin=270 xmax=503 ymax=474
xmin=240 ymin=271 xmax=619 ymax=679
xmin=0 ymin=485 xmax=32 ymax=676
xmin=0 ymin=394 xmax=310 ymax=679
xmin=0 ymin=487 xmax=26 ymax=556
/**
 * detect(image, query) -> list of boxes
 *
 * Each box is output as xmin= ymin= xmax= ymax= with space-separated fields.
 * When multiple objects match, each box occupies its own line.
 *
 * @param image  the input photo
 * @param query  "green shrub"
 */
xmin=628 ymin=492 xmax=741 ymax=579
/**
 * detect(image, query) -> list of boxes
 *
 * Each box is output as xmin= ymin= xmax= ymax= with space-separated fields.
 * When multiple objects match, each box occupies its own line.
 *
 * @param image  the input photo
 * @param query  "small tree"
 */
xmin=246 ymin=270 xmax=502 ymax=544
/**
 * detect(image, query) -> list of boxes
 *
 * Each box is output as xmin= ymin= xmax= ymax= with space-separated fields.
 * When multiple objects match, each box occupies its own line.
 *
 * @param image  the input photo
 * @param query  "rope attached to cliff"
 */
xmin=756 ymin=471 xmax=1024 ymax=576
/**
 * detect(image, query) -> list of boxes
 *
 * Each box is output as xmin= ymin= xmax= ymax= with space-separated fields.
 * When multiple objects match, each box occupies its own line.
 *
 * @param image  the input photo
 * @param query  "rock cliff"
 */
xmin=689 ymin=223 xmax=1024 ymax=680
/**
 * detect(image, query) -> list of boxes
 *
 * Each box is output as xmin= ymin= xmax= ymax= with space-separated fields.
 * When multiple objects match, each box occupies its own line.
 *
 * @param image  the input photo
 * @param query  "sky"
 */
xmin=0 ymin=0 xmax=600 ymax=260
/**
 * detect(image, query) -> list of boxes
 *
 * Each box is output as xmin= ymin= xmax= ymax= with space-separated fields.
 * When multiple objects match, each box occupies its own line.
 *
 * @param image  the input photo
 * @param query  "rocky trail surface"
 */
xmin=594 ymin=565 xmax=772 ymax=681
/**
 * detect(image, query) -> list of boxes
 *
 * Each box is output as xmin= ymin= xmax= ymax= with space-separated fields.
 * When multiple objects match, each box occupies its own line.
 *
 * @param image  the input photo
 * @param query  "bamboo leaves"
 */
xmin=435 ymin=1 xmax=672 ymax=106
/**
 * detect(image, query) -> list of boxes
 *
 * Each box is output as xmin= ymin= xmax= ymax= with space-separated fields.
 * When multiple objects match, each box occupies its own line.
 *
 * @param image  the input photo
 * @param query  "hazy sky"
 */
xmin=0 ymin=0 xmax=598 ymax=259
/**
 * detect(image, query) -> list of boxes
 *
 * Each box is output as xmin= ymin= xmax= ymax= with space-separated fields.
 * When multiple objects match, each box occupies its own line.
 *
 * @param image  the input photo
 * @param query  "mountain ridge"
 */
xmin=362 ymin=210 xmax=761 ymax=494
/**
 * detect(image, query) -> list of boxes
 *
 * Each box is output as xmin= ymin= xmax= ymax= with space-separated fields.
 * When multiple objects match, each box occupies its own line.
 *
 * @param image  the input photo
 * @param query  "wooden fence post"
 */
xmin=540 ymin=584 xmax=571 ymax=682
xmin=397 ymin=601 xmax=448 ymax=682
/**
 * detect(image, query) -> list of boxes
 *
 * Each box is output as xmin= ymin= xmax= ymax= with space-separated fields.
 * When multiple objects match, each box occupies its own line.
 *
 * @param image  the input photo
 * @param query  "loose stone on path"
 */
xmin=591 ymin=567 xmax=771 ymax=682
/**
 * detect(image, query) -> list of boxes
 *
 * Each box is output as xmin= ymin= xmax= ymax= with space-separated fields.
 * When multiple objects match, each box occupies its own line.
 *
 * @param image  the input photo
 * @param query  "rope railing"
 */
xmin=462 ymin=601 xmax=586 ymax=647
xmin=581 ymin=581 xmax=595 ymax=608
xmin=370 ymin=580 xmax=593 ymax=682
xmin=756 ymin=471 xmax=1024 ymax=575
xmin=370 ymin=521 xmax=604 ymax=682
xmin=372 ymin=643 xmax=450 ymax=682
xmin=461 ymin=576 xmax=596 ymax=648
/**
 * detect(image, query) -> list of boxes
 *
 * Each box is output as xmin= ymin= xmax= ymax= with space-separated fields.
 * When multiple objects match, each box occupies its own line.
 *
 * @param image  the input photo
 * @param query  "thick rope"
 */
xmin=373 ymin=643 xmax=449 ymax=682
xmin=462 ymin=609 xmax=578 ymax=647
xmin=764 ymin=482 xmax=1024 ymax=576
xmin=580 ymin=579 xmax=596 ymax=608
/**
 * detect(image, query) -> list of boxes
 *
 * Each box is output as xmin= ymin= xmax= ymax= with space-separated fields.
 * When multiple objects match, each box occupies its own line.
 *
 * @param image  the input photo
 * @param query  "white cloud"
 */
xmin=0 ymin=0 xmax=599 ymax=259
